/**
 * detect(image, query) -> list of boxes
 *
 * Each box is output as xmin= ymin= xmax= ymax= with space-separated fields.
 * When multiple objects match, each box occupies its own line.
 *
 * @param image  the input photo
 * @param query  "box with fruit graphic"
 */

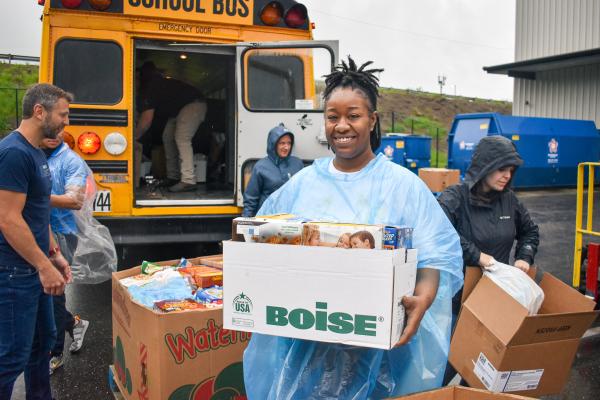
xmin=112 ymin=257 xmax=249 ymax=400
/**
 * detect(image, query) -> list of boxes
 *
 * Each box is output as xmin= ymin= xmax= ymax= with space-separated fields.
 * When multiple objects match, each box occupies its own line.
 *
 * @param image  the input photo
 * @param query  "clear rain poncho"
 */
xmin=243 ymin=154 xmax=464 ymax=399
xmin=48 ymin=143 xmax=117 ymax=284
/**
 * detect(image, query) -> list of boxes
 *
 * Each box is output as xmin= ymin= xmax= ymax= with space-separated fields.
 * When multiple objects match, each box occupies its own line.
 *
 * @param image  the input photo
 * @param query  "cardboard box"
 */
xmin=418 ymin=168 xmax=460 ymax=192
xmin=112 ymin=257 xmax=249 ymax=400
xmin=223 ymin=241 xmax=417 ymax=349
xmin=392 ymin=385 xmax=535 ymax=399
xmin=449 ymin=268 xmax=598 ymax=397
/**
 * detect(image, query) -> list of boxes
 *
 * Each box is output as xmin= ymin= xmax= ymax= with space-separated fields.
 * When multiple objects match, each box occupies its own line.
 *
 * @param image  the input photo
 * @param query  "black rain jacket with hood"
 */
xmin=242 ymin=124 xmax=304 ymax=217
xmin=438 ymin=135 xmax=539 ymax=269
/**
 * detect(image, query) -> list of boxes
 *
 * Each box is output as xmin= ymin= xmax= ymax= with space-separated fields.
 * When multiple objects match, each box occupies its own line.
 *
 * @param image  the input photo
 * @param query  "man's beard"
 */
xmin=42 ymin=118 xmax=62 ymax=139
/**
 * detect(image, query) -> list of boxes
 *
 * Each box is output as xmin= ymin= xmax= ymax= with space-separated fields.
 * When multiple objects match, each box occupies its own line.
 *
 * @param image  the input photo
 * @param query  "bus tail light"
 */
xmin=284 ymin=4 xmax=308 ymax=28
xmin=78 ymin=132 xmax=102 ymax=154
xmin=103 ymin=132 xmax=127 ymax=155
xmin=260 ymin=2 xmax=283 ymax=26
xmin=89 ymin=0 xmax=112 ymax=11
xmin=62 ymin=131 xmax=75 ymax=150
xmin=61 ymin=0 xmax=83 ymax=8
xmin=38 ymin=0 xmax=45 ymax=5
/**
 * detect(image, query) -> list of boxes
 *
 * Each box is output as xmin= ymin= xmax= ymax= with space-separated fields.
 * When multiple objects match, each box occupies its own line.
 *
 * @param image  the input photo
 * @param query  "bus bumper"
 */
xmin=96 ymin=214 xmax=238 ymax=245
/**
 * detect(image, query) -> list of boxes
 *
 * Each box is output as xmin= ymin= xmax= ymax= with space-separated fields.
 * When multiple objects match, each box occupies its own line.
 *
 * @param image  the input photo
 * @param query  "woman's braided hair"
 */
xmin=323 ymin=56 xmax=384 ymax=150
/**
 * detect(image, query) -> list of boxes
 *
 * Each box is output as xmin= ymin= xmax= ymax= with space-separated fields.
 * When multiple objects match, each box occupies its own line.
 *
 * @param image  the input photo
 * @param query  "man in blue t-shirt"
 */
xmin=0 ymin=83 xmax=72 ymax=399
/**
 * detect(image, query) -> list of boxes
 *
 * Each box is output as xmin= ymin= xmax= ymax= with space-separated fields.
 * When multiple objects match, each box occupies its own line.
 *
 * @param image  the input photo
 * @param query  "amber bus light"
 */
xmin=260 ymin=2 xmax=283 ymax=26
xmin=62 ymin=131 xmax=76 ymax=150
xmin=89 ymin=0 xmax=112 ymax=11
xmin=284 ymin=4 xmax=308 ymax=28
xmin=78 ymin=132 xmax=102 ymax=154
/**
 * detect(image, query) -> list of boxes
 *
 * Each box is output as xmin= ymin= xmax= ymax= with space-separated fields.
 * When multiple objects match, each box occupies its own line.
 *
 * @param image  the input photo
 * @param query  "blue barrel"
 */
xmin=447 ymin=113 xmax=600 ymax=188
xmin=375 ymin=135 xmax=407 ymax=165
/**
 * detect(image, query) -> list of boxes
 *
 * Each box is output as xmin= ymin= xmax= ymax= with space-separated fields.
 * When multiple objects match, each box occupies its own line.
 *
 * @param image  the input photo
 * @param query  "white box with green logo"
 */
xmin=223 ymin=241 xmax=417 ymax=349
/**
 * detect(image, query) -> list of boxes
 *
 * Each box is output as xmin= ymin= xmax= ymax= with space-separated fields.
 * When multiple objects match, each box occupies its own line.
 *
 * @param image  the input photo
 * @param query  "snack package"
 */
xmin=194 ymin=285 xmax=223 ymax=306
xmin=395 ymin=226 xmax=414 ymax=249
xmin=232 ymin=215 xmax=306 ymax=245
xmin=178 ymin=265 xmax=223 ymax=289
xmin=119 ymin=273 xmax=155 ymax=288
xmin=301 ymin=222 xmax=388 ymax=249
xmin=141 ymin=260 xmax=172 ymax=275
xmin=154 ymin=299 xmax=205 ymax=313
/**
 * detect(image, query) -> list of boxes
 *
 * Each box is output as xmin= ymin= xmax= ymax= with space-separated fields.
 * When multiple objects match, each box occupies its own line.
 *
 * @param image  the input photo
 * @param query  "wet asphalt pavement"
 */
xmin=10 ymin=189 xmax=600 ymax=399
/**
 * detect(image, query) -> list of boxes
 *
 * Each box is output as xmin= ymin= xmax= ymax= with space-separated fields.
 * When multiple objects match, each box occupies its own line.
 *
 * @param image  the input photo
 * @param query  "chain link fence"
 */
xmin=0 ymin=87 xmax=27 ymax=139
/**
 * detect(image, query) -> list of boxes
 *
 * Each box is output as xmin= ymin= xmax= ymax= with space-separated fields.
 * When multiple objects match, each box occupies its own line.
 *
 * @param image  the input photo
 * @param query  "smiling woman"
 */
xmin=242 ymin=57 xmax=464 ymax=399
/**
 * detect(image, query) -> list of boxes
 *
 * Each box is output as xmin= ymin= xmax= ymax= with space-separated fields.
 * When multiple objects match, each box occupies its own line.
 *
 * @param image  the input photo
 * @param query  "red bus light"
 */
xmin=89 ymin=0 xmax=112 ymax=11
xmin=78 ymin=132 xmax=102 ymax=154
xmin=284 ymin=4 xmax=308 ymax=28
xmin=61 ymin=0 xmax=83 ymax=8
xmin=260 ymin=2 xmax=283 ymax=26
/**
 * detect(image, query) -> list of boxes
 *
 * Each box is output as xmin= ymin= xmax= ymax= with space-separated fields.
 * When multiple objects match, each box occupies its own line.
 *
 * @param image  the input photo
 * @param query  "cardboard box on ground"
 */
xmin=449 ymin=266 xmax=599 ymax=398
xmin=112 ymin=256 xmax=248 ymax=400
xmin=391 ymin=385 xmax=534 ymax=399
xmin=222 ymin=241 xmax=417 ymax=350
xmin=418 ymin=168 xmax=460 ymax=192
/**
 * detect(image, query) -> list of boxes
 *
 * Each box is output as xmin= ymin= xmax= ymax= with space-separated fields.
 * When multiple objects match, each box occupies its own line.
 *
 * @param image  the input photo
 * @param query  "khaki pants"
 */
xmin=163 ymin=101 xmax=207 ymax=184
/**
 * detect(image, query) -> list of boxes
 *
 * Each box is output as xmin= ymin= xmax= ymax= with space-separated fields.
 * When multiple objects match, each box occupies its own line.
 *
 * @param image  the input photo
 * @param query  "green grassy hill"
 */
xmin=0 ymin=63 xmax=38 ymax=137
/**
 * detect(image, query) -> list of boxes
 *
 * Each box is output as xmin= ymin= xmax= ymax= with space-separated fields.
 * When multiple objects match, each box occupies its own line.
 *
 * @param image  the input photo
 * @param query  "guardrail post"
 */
xmin=573 ymin=163 xmax=585 ymax=287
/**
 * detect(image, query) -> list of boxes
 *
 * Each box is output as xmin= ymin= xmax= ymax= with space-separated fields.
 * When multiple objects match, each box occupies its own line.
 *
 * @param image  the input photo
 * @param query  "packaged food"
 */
xmin=301 ymin=222 xmax=386 ymax=249
xmin=119 ymin=273 xmax=154 ymax=288
xmin=197 ymin=255 xmax=223 ymax=270
xmin=232 ymin=215 xmax=306 ymax=245
xmin=141 ymin=260 xmax=172 ymax=275
xmin=178 ymin=265 xmax=223 ymax=289
xmin=154 ymin=299 xmax=205 ymax=313
xmin=194 ymin=285 xmax=223 ymax=305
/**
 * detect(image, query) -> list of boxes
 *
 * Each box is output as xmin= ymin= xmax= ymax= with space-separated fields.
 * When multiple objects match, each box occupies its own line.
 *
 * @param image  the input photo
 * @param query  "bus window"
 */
xmin=54 ymin=39 xmax=123 ymax=105
xmin=243 ymin=47 xmax=333 ymax=111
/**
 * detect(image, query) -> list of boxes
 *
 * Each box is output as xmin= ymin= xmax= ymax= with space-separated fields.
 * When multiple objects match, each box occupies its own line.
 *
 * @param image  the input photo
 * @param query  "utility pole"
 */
xmin=437 ymin=74 xmax=446 ymax=95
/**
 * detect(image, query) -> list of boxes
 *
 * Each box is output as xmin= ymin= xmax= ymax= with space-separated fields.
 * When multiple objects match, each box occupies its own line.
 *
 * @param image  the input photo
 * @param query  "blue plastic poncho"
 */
xmin=243 ymin=154 xmax=463 ymax=399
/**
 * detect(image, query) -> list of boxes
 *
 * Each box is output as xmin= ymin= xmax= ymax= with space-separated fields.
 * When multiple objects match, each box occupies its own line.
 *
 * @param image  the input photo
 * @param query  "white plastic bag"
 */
xmin=484 ymin=261 xmax=545 ymax=315
xmin=68 ymin=171 xmax=118 ymax=284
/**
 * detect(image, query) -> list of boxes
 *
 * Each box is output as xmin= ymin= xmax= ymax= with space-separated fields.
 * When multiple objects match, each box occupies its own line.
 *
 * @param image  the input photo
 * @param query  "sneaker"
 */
xmin=49 ymin=354 xmax=64 ymax=375
xmin=157 ymin=178 xmax=179 ymax=188
xmin=68 ymin=317 xmax=89 ymax=353
xmin=168 ymin=182 xmax=197 ymax=192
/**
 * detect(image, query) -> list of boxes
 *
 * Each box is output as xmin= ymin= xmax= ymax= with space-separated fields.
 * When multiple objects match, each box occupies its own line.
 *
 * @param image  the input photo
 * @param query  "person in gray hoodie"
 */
xmin=242 ymin=123 xmax=304 ymax=217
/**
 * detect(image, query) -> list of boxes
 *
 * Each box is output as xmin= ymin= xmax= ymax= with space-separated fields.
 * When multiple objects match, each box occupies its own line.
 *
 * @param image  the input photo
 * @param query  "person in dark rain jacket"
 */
xmin=438 ymin=135 xmax=540 ymax=311
xmin=242 ymin=123 xmax=304 ymax=217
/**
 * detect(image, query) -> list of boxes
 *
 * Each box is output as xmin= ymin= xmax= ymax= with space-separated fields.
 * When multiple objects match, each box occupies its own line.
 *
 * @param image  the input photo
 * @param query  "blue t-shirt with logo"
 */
xmin=0 ymin=131 xmax=52 ymax=268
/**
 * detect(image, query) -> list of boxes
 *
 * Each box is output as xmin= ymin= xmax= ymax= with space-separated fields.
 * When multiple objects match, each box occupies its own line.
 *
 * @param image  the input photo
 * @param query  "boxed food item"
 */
xmin=418 ymin=168 xmax=461 ymax=192
xmin=392 ymin=385 xmax=534 ymax=399
xmin=223 ymin=241 xmax=417 ymax=349
xmin=449 ymin=267 xmax=599 ymax=397
xmin=178 ymin=265 xmax=223 ymax=288
xmin=302 ymin=222 xmax=413 ymax=249
xmin=112 ymin=256 xmax=248 ymax=400
xmin=232 ymin=215 xmax=305 ymax=245
xmin=197 ymin=254 xmax=223 ymax=270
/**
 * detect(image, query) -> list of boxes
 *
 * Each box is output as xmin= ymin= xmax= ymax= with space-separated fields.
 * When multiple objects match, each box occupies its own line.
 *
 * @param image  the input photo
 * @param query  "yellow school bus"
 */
xmin=39 ymin=0 xmax=337 ymax=244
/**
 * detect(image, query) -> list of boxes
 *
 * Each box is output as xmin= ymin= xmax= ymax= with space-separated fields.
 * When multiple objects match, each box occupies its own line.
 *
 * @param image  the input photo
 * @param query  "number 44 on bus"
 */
xmin=38 ymin=0 xmax=338 ymax=245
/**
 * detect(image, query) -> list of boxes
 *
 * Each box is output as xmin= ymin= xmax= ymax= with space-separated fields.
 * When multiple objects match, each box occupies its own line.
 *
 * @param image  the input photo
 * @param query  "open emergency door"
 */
xmin=235 ymin=40 xmax=338 ymax=206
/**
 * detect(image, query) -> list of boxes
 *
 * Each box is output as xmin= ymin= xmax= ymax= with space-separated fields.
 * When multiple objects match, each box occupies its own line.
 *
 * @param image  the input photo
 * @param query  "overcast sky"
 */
xmin=0 ymin=0 xmax=516 ymax=100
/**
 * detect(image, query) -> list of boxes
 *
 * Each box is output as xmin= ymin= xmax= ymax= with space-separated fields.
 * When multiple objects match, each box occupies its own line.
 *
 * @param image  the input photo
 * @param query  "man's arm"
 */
xmin=134 ymin=109 xmax=155 ymax=141
xmin=50 ymin=186 xmax=85 ymax=210
xmin=0 ymin=189 xmax=65 ymax=295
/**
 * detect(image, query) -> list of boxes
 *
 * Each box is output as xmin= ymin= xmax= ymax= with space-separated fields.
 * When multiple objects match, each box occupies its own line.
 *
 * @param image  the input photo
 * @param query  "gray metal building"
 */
xmin=484 ymin=0 xmax=600 ymax=126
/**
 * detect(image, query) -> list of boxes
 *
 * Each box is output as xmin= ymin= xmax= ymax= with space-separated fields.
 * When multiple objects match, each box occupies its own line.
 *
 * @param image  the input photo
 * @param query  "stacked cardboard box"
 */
xmin=449 ymin=268 xmax=598 ymax=397
xmin=418 ymin=168 xmax=460 ymax=192
xmin=112 ymin=256 xmax=247 ymax=400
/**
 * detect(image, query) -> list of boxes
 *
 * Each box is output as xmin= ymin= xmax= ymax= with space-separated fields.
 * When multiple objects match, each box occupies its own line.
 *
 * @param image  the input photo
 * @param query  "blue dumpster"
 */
xmin=376 ymin=135 xmax=406 ymax=165
xmin=376 ymin=134 xmax=431 ymax=173
xmin=447 ymin=113 xmax=600 ymax=188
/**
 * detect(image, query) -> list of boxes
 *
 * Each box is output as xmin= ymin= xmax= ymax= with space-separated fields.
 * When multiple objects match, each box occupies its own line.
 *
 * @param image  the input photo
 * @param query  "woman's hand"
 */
xmin=395 ymin=268 xmax=440 ymax=347
xmin=478 ymin=252 xmax=495 ymax=270
xmin=513 ymin=259 xmax=530 ymax=273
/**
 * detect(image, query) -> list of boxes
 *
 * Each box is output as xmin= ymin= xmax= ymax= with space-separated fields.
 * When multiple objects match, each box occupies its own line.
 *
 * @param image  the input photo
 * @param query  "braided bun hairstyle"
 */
xmin=323 ymin=56 xmax=384 ymax=150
